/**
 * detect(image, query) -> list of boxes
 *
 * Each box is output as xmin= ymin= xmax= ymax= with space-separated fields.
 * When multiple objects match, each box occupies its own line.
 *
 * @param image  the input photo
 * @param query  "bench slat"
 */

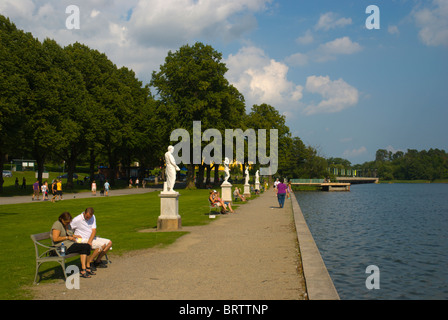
xmin=31 ymin=232 xmax=51 ymax=242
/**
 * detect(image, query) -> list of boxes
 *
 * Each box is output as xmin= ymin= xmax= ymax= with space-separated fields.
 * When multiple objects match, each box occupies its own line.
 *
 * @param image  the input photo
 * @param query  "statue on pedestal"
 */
xmin=255 ymin=170 xmax=260 ymax=184
xmin=245 ymin=167 xmax=250 ymax=185
xmin=223 ymin=157 xmax=230 ymax=184
xmin=164 ymin=145 xmax=180 ymax=193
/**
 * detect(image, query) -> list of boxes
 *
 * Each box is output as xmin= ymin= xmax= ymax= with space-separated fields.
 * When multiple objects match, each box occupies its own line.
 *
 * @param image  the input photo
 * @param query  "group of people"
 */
xmin=209 ymin=178 xmax=292 ymax=213
xmin=128 ymin=178 xmax=146 ymax=189
xmin=273 ymin=178 xmax=292 ymax=208
xmin=32 ymin=179 xmax=63 ymax=202
xmin=91 ymin=180 xmax=110 ymax=196
xmin=50 ymin=207 xmax=112 ymax=278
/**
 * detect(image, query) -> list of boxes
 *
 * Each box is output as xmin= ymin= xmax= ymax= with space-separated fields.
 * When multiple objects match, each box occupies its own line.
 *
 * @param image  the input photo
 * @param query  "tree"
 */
xmin=245 ymin=103 xmax=290 ymax=180
xmin=0 ymin=16 xmax=33 ymax=191
xmin=150 ymin=42 xmax=245 ymax=189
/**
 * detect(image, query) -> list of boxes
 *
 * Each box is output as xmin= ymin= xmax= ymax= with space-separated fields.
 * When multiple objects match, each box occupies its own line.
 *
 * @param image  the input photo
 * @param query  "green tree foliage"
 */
xmin=0 ymin=17 xmax=35 ymax=191
xmin=1 ymin=16 xmax=352 ymax=192
xmin=150 ymin=42 xmax=246 ymax=188
xmin=356 ymin=148 xmax=448 ymax=180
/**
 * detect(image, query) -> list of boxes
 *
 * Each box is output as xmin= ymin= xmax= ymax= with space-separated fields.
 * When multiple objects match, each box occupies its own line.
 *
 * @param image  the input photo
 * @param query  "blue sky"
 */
xmin=1 ymin=0 xmax=447 ymax=164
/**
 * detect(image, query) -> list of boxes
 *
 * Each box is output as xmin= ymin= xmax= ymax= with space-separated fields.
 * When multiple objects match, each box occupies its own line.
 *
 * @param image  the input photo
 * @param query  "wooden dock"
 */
xmin=335 ymin=177 xmax=379 ymax=184
xmin=290 ymin=180 xmax=351 ymax=192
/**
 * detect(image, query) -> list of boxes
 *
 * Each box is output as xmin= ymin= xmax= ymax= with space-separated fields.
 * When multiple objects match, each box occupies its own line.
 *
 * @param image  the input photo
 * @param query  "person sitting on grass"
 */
xmin=50 ymin=212 xmax=95 ymax=278
xmin=233 ymin=187 xmax=246 ymax=202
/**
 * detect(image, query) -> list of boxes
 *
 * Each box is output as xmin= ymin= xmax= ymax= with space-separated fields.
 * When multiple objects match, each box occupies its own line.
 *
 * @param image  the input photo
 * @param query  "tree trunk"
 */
xmin=89 ymin=149 xmax=96 ymax=184
xmin=213 ymin=163 xmax=219 ymax=186
xmin=196 ymin=164 xmax=205 ymax=188
xmin=186 ymin=163 xmax=196 ymax=189
xmin=205 ymin=164 xmax=211 ymax=186
xmin=0 ymin=152 xmax=4 ymax=193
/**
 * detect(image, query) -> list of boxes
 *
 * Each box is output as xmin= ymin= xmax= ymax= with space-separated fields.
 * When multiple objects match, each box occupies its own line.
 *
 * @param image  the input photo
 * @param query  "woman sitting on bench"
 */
xmin=50 ymin=212 xmax=95 ymax=278
xmin=209 ymin=190 xmax=234 ymax=214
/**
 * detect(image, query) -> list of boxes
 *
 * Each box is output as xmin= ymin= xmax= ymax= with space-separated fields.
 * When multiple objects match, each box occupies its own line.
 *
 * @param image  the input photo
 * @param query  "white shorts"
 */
xmin=81 ymin=237 xmax=111 ymax=251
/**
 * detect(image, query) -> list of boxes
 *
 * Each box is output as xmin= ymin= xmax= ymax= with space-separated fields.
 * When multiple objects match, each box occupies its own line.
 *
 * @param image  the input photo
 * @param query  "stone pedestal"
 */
xmin=244 ymin=183 xmax=251 ymax=198
xmin=157 ymin=191 xmax=181 ymax=231
xmin=255 ymin=182 xmax=260 ymax=191
xmin=221 ymin=182 xmax=233 ymax=203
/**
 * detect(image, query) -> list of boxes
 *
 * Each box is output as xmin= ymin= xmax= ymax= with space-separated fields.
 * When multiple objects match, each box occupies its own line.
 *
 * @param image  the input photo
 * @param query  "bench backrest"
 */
xmin=31 ymin=232 xmax=51 ymax=243
xmin=31 ymin=232 xmax=55 ymax=259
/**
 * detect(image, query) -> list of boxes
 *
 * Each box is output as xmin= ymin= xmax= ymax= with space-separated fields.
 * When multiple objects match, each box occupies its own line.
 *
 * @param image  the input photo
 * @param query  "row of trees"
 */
xmin=3 ymin=16 xmax=445 ymax=193
xmin=0 ymin=15 xmax=328 ymax=192
xmin=361 ymin=148 xmax=448 ymax=180
xmin=1 ymin=15 xmax=160 ymax=192
xmin=326 ymin=149 xmax=448 ymax=181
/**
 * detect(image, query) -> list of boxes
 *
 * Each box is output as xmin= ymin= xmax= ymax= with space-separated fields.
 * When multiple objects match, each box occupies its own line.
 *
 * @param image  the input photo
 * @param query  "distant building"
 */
xmin=11 ymin=159 xmax=36 ymax=171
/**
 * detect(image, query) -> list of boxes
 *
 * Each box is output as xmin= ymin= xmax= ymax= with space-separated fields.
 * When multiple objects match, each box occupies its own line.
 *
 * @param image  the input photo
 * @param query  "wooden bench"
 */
xmin=208 ymin=199 xmax=223 ymax=215
xmin=31 ymin=232 xmax=79 ymax=284
xmin=31 ymin=232 xmax=112 ymax=284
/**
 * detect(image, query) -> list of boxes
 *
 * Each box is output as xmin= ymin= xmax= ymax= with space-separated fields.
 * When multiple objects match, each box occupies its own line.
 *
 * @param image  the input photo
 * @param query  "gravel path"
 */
xmin=30 ymin=188 xmax=307 ymax=300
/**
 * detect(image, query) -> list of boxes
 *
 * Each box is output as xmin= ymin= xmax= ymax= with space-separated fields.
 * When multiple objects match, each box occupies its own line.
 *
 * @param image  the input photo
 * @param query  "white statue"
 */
xmin=164 ymin=145 xmax=180 ymax=193
xmin=223 ymin=157 xmax=230 ymax=184
xmin=245 ymin=167 xmax=250 ymax=185
xmin=255 ymin=170 xmax=260 ymax=184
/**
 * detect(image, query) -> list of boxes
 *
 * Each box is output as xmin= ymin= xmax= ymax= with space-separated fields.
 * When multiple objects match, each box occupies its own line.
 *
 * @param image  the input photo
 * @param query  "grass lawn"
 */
xmin=0 ymin=187 xmax=247 ymax=300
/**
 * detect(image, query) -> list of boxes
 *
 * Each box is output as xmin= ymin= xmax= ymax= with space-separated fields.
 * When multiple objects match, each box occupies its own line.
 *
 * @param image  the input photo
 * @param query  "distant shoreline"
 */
xmin=291 ymin=179 xmax=448 ymax=191
xmin=378 ymin=179 xmax=448 ymax=184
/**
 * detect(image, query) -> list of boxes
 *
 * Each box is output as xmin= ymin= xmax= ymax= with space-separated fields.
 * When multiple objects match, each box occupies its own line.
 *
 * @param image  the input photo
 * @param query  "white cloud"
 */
xmin=314 ymin=36 xmax=362 ymax=62
xmin=315 ymin=12 xmax=352 ymax=31
xmin=90 ymin=9 xmax=101 ymax=18
xmin=225 ymin=46 xmax=303 ymax=111
xmin=388 ymin=25 xmax=400 ymax=35
xmin=343 ymin=146 xmax=367 ymax=158
xmin=385 ymin=145 xmax=405 ymax=155
xmin=286 ymin=36 xmax=362 ymax=66
xmin=304 ymin=75 xmax=359 ymax=115
xmin=128 ymin=0 xmax=272 ymax=47
xmin=0 ymin=0 xmax=36 ymax=18
xmin=296 ymin=29 xmax=314 ymax=45
xmin=0 ymin=0 xmax=275 ymax=85
xmin=285 ymin=52 xmax=309 ymax=67
xmin=414 ymin=0 xmax=448 ymax=47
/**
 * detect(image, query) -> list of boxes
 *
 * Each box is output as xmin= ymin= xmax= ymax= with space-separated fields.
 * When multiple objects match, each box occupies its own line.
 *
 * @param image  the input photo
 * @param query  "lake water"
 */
xmin=295 ymin=183 xmax=448 ymax=300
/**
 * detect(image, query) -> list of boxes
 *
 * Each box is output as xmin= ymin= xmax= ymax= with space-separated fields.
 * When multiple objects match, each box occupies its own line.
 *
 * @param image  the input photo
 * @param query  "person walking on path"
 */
xmin=51 ymin=179 xmax=63 ymax=202
xmin=56 ymin=179 xmax=63 ymax=201
xmin=104 ymin=180 xmax=110 ymax=196
xmin=91 ymin=180 xmax=97 ymax=196
xmin=275 ymin=178 xmax=289 ymax=208
xmin=41 ymin=181 xmax=49 ymax=201
xmin=32 ymin=180 xmax=40 ymax=201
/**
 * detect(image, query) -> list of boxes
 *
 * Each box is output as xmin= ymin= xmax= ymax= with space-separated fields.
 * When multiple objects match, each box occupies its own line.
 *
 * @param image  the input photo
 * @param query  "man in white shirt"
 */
xmin=274 ymin=178 xmax=280 ymax=189
xmin=70 ymin=207 xmax=112 ymax=268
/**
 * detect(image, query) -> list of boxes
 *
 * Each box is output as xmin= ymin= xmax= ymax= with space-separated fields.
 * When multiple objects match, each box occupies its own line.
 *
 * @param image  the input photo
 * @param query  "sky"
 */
xmin=1 ymin=0 xmax=447 ymax=165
